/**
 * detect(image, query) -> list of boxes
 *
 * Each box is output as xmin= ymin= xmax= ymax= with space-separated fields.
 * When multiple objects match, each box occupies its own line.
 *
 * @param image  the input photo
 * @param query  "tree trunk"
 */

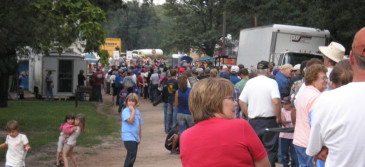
xmin=0 ymin=73 xmax=9 ymax=107
xmin=0 ymin=49 xmax=18 ymax=108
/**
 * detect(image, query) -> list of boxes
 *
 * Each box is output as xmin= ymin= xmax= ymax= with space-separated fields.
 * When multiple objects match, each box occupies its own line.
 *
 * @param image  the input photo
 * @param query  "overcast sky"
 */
xmin=126 ymin=0 xmax=166 ymax=5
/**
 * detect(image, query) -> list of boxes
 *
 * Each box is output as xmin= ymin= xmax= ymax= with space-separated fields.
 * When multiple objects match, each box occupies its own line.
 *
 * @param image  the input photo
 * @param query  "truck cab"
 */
xmin=275 ymin=51 xmax=323 ymax=66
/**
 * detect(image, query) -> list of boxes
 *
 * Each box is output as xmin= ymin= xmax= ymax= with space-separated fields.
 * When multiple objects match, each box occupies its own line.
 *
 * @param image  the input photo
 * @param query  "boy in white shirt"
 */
xmin=0 ymin=120 xmax=31 ymax=167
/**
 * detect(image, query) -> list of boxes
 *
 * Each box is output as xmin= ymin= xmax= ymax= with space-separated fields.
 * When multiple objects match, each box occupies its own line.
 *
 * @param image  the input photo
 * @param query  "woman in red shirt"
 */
xmin=180 ymin=78 xmax=270 ymax=167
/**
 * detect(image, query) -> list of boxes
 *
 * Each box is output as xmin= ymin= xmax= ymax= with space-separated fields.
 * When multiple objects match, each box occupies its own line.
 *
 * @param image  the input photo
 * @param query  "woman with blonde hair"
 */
xmin=180 ymin=78 xmax=270 ymax=167
xmin=209 ymin=68 xmax=218 ymax=78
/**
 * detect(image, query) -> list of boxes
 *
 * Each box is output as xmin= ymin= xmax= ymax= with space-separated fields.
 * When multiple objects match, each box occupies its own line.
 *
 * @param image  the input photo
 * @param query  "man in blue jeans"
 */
xmin=149 ymin=69 xmax=160 ymax=102
xmin=165 ymin=69 xmax=178 ymax=132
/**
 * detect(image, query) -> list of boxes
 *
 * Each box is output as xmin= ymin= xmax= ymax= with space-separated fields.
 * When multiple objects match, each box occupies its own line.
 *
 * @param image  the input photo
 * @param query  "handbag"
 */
xmin=158 ymin=84 xmax=163 ymax=91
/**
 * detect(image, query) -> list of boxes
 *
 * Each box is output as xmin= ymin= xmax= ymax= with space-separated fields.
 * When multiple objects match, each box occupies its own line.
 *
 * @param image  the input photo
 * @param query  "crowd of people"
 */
xmin=81 ymin=27 xmax=364 ymax=167
xmin=2 ymin=27 xmax=365 ymax=166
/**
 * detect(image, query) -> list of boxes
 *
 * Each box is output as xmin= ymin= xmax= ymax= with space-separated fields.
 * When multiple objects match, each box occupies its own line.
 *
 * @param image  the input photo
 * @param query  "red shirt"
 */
xmin=137 ymin=75 xmax=144 ymax=87
xmin=180 ymin=118 xmax=267 ymax=167
xmin=92 ymin=71 xmax=104 ymax=86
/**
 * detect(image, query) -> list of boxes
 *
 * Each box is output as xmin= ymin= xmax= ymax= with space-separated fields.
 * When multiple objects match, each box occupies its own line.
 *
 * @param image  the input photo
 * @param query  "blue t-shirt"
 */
xmin=115 ymin=74 xmax=124 ymax=87
xmin=121 ymin=108 xmax=143 ymax=142
xmin=275 ymin=71 xmax=289 ymax=99
xmin=134 ymin=69 xmax=141 ymax=75
xmin=230 ymin=75 xmax=241 ymax=85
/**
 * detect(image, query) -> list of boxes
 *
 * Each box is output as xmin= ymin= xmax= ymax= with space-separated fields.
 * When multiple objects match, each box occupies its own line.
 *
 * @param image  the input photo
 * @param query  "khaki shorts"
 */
xmin=63 ymin=144 xmax=74 ymax=152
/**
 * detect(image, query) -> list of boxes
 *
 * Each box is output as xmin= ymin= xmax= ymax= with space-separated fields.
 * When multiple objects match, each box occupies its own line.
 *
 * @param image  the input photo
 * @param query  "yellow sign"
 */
xmin=100 ymin=38 xmax=121 ymax=57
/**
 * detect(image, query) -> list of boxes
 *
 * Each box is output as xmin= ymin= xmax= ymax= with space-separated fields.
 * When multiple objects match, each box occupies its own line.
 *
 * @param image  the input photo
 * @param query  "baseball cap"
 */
xmin=179 ymin=67 xmax=185 ymax=73
xmin=352 ymin=27 xmax=365 ymax=57
xmin=219 ymin=71 xmax=230 ymax=80
xmin=230 ymin=65 xmax=239 ymax=73
xmin=282 ymin=64 xmax=294 ymax=70
xmin=257 ymin=61 xmax=269 ymax=69
xmin=281 ymin=96 xmax=291 ymax=104
xmin=293 ymin=64 xmax=301 ymax=71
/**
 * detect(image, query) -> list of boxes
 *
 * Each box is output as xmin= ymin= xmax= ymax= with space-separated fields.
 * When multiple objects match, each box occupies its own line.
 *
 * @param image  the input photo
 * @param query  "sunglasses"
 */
xmin=224 ymin=96 xmax=235 ymax=101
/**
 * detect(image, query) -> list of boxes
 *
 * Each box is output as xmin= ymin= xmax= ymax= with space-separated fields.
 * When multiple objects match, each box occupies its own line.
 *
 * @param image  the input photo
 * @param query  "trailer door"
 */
xmin=58 ymin=60 xmax=73 ymax=92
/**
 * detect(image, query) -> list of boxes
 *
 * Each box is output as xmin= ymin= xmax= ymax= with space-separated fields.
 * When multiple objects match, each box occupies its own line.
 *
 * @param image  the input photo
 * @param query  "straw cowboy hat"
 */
xmin=319 ymin=42 xmax=345 ymax=63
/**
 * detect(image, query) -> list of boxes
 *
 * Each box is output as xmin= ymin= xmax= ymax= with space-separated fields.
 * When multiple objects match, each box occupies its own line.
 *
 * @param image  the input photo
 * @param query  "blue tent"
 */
xmin=180 ymin=56 xmax=193 ymax=64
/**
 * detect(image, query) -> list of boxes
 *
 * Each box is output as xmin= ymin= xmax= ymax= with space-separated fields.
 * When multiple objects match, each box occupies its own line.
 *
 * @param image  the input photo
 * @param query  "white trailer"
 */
xmin=237 ymin=24 xmax=330 ymax=68
xmin=132 ymin=49 xmax=163 ymax=57
xmin=28 ymin=52 xmax=87 ymax=99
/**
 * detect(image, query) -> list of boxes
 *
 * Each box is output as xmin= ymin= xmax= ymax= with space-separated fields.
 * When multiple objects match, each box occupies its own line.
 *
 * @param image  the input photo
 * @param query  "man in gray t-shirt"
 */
xmin=150 ymin=69 xmax=160 ymax=102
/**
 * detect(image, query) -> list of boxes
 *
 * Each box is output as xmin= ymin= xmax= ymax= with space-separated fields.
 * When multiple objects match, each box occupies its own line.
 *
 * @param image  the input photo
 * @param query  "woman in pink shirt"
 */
xmin=293 ymin=64 xmax=327 ymax=167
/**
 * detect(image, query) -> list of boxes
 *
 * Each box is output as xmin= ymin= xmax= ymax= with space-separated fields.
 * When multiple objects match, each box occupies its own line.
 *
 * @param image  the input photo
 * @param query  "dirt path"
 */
xmin=20 ymin=94 xmax=182 ymax=167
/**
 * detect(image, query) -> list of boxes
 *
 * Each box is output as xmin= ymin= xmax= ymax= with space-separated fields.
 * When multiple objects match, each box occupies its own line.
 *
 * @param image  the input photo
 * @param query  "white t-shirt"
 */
xmin=306 ymin=82 xmax=365 ymax=167
xmin=326 ymin=67 xmax=333 ymax=91
xmin=239 ymin=75 xmax=280 ymax=118
xmin=110 ymin=75 xmax=116 ymax=84
xmin=105 ymin=73 xmax=111 ymax=82
xmin=66 ymin=126 xmax=80 ymax=146
xmin=5 ymin=133 xmax=29 ymax=167
xmin=132 ymin=74 xmax=137 ymax=84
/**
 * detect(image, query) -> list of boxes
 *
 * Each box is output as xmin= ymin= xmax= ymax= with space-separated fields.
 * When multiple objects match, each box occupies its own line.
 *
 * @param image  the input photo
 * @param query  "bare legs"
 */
xmin=62 ymin=146 xmax=77 ymax=167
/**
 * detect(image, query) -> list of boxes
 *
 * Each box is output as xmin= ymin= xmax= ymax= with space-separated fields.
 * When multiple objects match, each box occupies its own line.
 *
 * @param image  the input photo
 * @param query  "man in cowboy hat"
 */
xmin=318 ymin=41 xmax=345 ymax=90
xmin=306 ymin=27 xmax=365 ymax=166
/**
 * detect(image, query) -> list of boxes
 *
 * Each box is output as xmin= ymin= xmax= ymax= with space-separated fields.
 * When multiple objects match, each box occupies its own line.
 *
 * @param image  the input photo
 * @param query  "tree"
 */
xmin=0 ymin=0 xmax=107 ymax=107
xmin=103 ymin=1 xmax=161 ymax=52
xmin=163 ymin=0 xmax=225 ymax=56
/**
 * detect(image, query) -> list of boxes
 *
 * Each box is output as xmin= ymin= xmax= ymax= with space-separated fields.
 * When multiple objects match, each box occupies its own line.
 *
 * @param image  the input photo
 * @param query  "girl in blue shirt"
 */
xmin=121 ymin=93 xmax=142 ymax=167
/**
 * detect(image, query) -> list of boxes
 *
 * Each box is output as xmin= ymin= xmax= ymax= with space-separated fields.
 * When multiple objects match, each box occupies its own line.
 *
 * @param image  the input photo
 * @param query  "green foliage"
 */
xmin=98 ymin=50 xmax=110 ymax=65
xmin=0 ymin=101 xmax=119 ymax=161
xmin=0 ymin=0 xmax=107 ymax=56
xmin=89 ymin=0 xmax=126 ymax=12
xmin=163 ymin=0 xmax=225 ymax=56
xmin=103 ymin=1 xmax=162 ymax=52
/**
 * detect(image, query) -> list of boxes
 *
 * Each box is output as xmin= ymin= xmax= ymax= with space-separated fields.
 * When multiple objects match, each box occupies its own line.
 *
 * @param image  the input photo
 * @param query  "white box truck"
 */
xmin=28 ymin=52 xmax=87 ymax=99
xmin=237 ymin=24 xmax=330 ymax=68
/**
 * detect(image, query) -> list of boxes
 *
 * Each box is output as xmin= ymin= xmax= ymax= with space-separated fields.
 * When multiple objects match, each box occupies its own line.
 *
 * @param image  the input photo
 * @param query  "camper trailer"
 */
xmin=29 ymin=52 xmax=87 ymax=99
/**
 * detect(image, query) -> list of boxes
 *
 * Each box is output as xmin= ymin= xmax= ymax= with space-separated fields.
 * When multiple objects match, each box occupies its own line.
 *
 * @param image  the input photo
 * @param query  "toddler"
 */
xmin=280 ymin=96 xmax=298 ymax=167
xmin=0 ymin=120 xmax=31 ymax=167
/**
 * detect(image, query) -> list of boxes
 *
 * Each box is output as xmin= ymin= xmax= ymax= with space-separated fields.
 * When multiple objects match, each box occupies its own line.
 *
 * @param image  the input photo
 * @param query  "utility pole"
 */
xmin=222 ymin=10 xmax=226 ymax=65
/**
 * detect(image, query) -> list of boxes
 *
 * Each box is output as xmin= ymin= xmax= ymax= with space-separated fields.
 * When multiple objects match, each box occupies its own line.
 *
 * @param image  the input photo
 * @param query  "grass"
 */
xmin=0 ymin=101 xmax=120 ymax=161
